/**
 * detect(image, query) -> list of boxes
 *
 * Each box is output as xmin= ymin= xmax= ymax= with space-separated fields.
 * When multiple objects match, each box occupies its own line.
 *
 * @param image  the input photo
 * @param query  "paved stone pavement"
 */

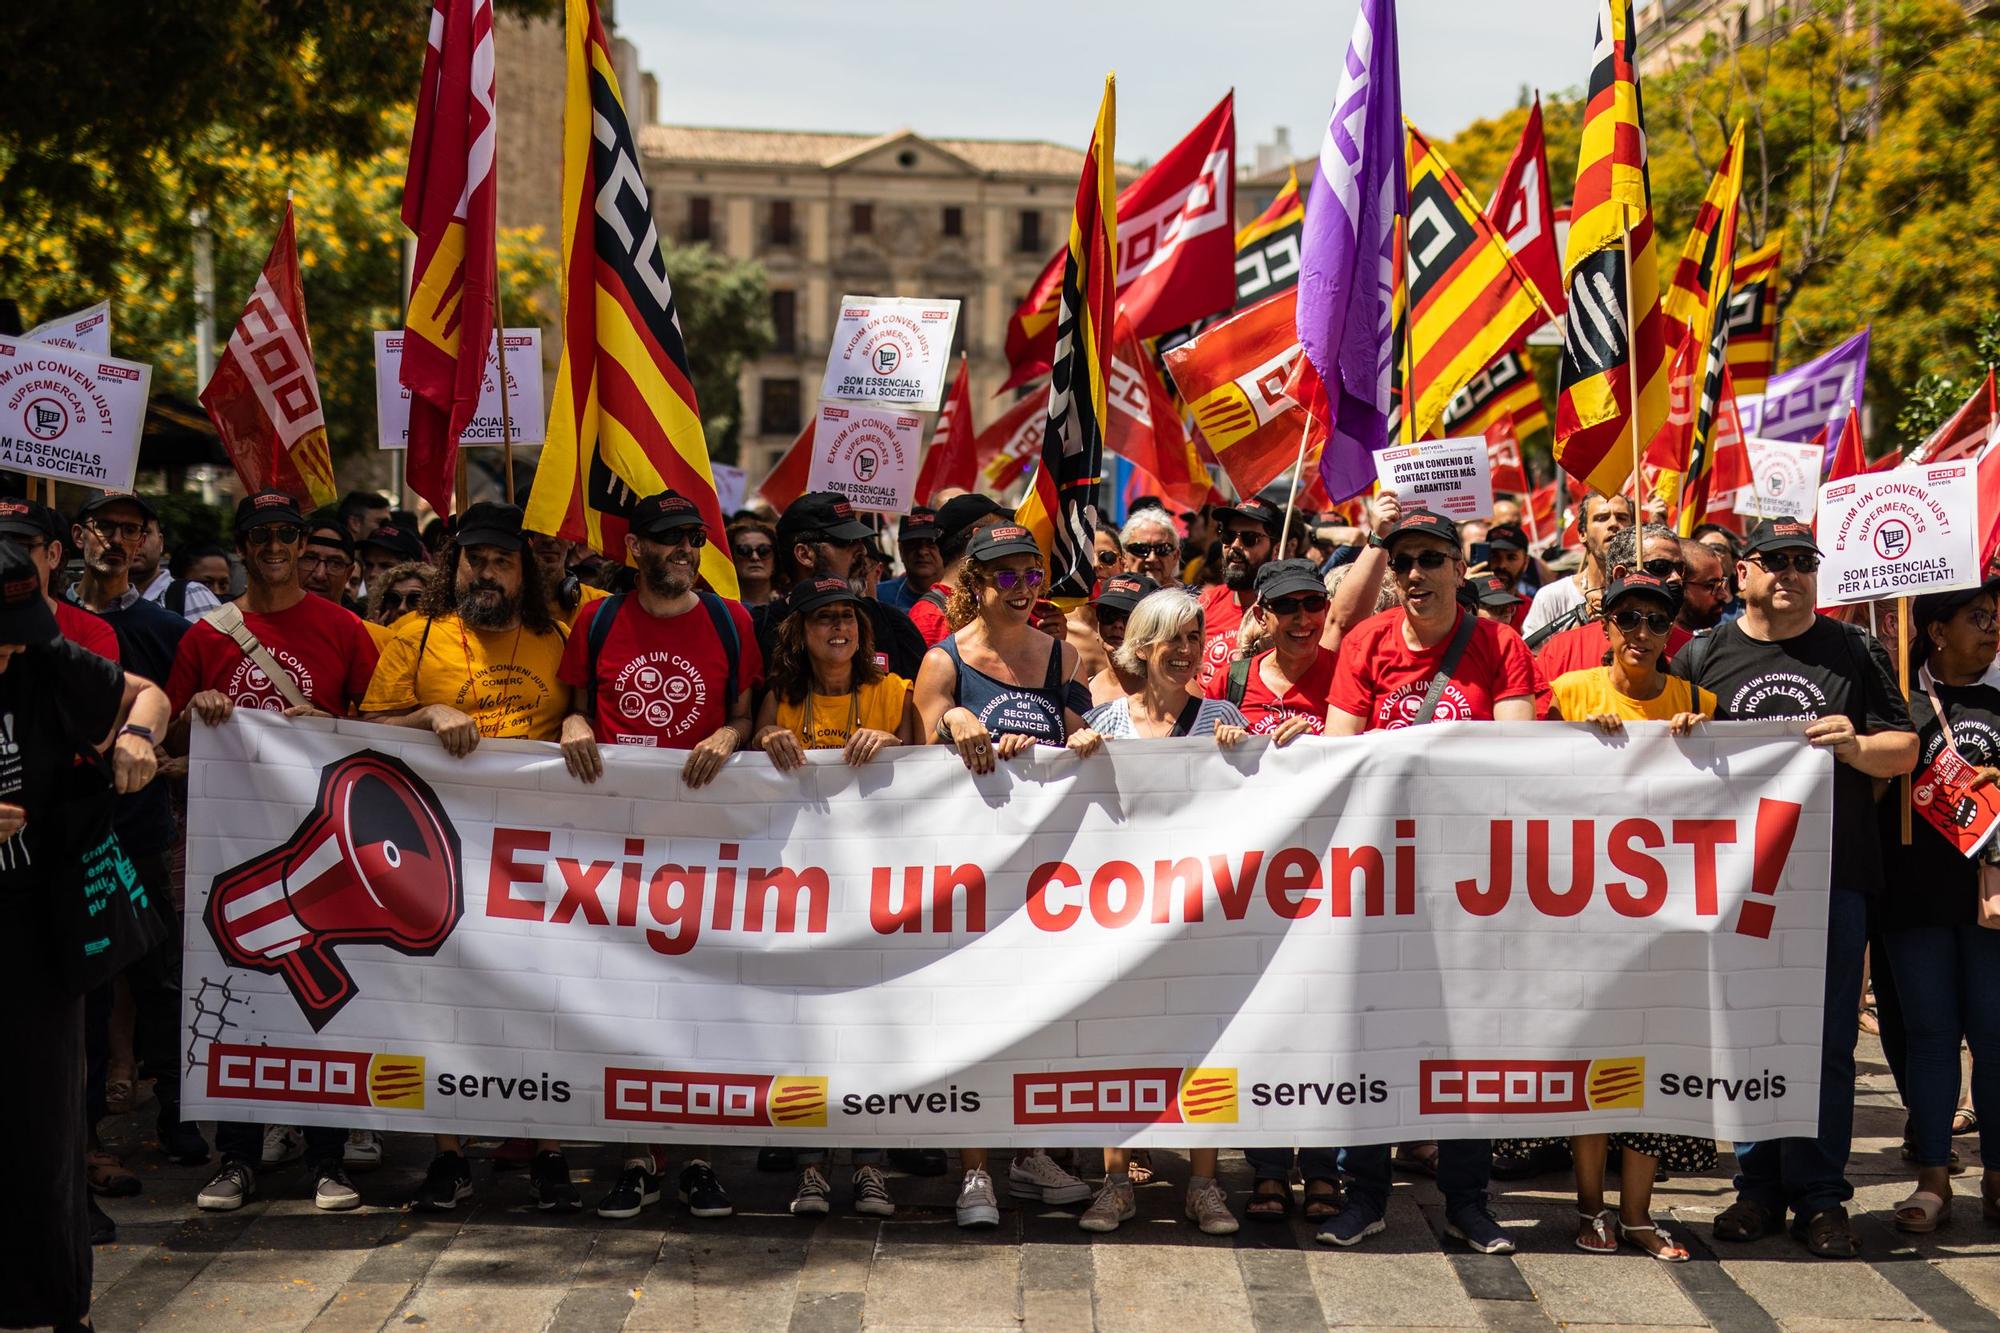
xmin=76 ymin=1037 xmax=2000 ymax=1331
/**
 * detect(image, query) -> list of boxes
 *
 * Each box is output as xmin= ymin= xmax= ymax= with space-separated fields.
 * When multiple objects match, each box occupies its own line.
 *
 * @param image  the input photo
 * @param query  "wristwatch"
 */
xmin=118 ymin=723 xmax=156 ymax=743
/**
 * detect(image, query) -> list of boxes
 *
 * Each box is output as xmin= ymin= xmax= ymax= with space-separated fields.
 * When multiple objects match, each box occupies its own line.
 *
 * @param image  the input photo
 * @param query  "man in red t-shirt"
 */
xmin=1206 ymin=559 xmax=1334 ymax=744
xmin=1197 ymin=496 xmax=1285 ymax=692
xmin=1532 ymin=522 xmax=1692 ymax=715
xmin=1326 ymin=508 xmax=1537 ymax=733
xmin=0 ymin=499 xmax=120 ymax=662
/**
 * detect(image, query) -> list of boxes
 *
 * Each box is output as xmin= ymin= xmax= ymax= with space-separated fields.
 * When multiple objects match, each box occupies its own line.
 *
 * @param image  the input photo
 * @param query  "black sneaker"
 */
xmin=888 ymin=1148 xmax=948 ymax=1177
xmin=88 ymin=1196 xmax=116 ymax=1245
xmin=757 ymin=1147 xmax=798 ymax=1172
xmin=595 ymin=1161 xmax=662 ymax=1220
xmin=414 ymin=1151 xmax=473 ymax=1212
xmin=530 ymin=1150 xmax=581 ymax=1213
xmin=678 ymin=1160 xmax=734 ymax=1218
xmin=159 ymin=1121 xmax=212 ymax=1167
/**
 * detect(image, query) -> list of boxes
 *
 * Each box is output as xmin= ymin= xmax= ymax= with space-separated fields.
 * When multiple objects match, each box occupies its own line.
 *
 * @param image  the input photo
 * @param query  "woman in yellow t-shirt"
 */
xmin=752 ymin=576 xmax=915 ymax=769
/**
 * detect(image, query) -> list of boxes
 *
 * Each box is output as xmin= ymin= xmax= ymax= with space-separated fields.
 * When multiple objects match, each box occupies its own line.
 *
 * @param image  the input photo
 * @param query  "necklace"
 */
xmin=806 ymin=682 xmax=863 ymax=745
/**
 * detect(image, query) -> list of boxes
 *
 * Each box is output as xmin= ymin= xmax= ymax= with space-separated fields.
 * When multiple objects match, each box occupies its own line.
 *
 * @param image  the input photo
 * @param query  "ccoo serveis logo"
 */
xmin=1419 ymin=1058 xmax=1644 ymax=1115
xmin=604 ymin=1068 xmax=829 ymax=1128
xmin=1013 ymin=1066 xmax=1238 ymax=1125
xmin=205 ymin=1041 xmax=424 ymax=1110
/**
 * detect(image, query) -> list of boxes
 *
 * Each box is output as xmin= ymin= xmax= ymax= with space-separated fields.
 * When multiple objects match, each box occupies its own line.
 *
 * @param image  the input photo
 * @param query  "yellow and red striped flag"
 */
xmin=1553 ymin=0 xmax=1670 ymax=497
xmin=1438 ymin=349 xmax=1549 ymax=442
xmin=525 ymin=0 xmax=737 ymax=597
xmin=1162 ymin=289 xmax=1310 ymax=497
xmin=1723 ymin=239 xmax=1782 ymax=397
xmin=1014 ymin=75 xmax=1116 ymax=605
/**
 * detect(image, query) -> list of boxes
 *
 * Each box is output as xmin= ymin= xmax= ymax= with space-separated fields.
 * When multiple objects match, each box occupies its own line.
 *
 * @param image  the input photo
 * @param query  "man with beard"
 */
xmin=134 ymin=512 xmax=224 ymax=620
xmin=531 ymin=530 xmax=610 ymax=628
xmin=0 ymin=499 xmax=119 ymax=662
xmin=1679 ymin=536 xmax=1730 ymax=633
xmin=1195 ymin=496 xmax=1284 ymax=692
xmin=298 ymin=517 xmax=359 ymax=609
xmin=359 ymin=500 xmax=582 ymax=1215
xmin=553 ymin=489 xmax=759 ymax=1222
xmin=761 ymin=492 xmax=925 ymax=677
xmin=875 ymin=507 xmax=943 ymax=613
xmin=1522 ymin=492 xmax=1633 ymax=642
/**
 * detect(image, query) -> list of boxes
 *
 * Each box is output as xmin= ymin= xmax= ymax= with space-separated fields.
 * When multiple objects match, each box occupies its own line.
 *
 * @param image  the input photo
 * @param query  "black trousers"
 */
xmin=86 ymin=849 xmax=187 ymax=1141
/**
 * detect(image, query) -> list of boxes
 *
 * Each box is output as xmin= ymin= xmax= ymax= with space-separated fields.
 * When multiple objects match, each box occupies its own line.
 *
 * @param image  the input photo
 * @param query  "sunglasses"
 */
xmin=1748 ymin=551 xmax=1818 ymax=574
xmin=992 ymin=568 xmax=1045 ymax=592
xmin=1094 ymin=549 xmax=1121 ymax=567
xmin=377 ymin=590 xmax=421 ymax=613
xmin=1124 ymin=541 xmax=1175 ymax=559
xmin=1224 ymin=528 xmax=1270 ymax=548
xmin=1095 ymin=607 xmax=1129 ymax=626
xmin=1639 ymin=558 xmax=1686 ymax=580
xmin=1388 ymin=549 xmax=1453 ymax=575
xmin=1265 ymin=593 xmax=1329 ymax=616
xmin=733 ymin=543 xmax=772 ymax=559
xmin=85 ymin=519 xmax=146 ymax=542
xmin=654 ymin=528 xmax=709 ymax=549
xmin=1610 ymin=608 xmax=1675 ymax=635
xmin=243 ymin=524 xmax=302 ymax=546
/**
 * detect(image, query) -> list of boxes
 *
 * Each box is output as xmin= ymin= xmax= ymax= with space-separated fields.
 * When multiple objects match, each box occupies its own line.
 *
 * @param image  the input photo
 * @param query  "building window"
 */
xmin=760 ymin=378 xmax=802 ymax=436
xmin=687 ymin=196 xmax=713 ymax=243
xmin=941 ymin=206 xmax=964 ymax=239
xmin=851 ymin=202 xmax=874 ymax=236
xmin=1016 ymin=209 xmax=1042 ymax=254
xmin=771 ymin=289 xmax=797 ymax=354
xmin=769 ymin=199 xmax=794 ymax=247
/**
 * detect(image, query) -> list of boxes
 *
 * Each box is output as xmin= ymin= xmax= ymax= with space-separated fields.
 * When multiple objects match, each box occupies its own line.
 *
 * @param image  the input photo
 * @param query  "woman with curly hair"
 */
xmin=363 ymin=560 xmax=434 ymax=628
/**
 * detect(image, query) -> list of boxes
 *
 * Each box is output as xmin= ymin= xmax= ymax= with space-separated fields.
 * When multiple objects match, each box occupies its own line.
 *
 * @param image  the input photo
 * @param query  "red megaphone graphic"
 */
xmin=206 ymin=751 xmax=462 ymax=1031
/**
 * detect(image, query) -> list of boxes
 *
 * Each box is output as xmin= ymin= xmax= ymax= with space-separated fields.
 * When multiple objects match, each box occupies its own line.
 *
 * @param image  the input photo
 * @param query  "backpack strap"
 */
xmin=1226 ymin=656 xmax=1253 ymax=708
xmin=696 ymin=590 xmax=742 ymax=711
xmin=200 ymin=604 xmax=311 ymax=711
xmin=165 ymin=579 xmax=188 ymax=617
xmin=1169 ymin=695 xmax=1207 ymax=737
xmin=919 ymin=586 xmax=949 ymax=614
xmin=583 ymin=591 xmax=629 ymax=723
xmin=1416 ymin=612 xmax=1479 ymax=725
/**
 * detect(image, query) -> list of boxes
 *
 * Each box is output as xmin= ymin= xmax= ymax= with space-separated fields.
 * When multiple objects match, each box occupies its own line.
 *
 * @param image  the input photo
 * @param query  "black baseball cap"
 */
xmin=1255 ymin=558 xmax=1326 ymax=602
xmin=1221 ymin=496 xmax=1284 ymax=535
xmin=935 ymin=493 xmax=1010 ymax=543
xmin=453 ymin=501 xmax=527 ymax=552
xmin=1381 ymin=508 xmax=1461 ymax=550
xmin=1740 ymin=517 xmax=1821 ymax=556
xmin=233 ymin=491 xmax=305 ymax=535
xmin=1602 ymin=571 xmax=1679 ymax=613
xmin=1093 ymin=572 xmax=1158 ymax=614
xmin=899 ymin=506 xmax=942 ymax=543
xmin=778 ymin=491 xmax=873 ymax=545
xmin=359 ymin=523 xmax=425 ymax=563
xmin=0 ymin=498 xmax=56 ymax=541
xmin=76 ymin=491 xmax=158 ymax=523
xmin=967 ymin=523 xmax=1042 ymax=562
xmin=1486 ymin=521 xmax=1529 ymax=553
xmin=304 ymin=517 xmax=353 ymax=554
xmin=1914 ymin=577 xmax=2000 ymax=637
xmin=0 ymin=544 xmax=56 ymax=647
xmin=785 ymin=574 xmax=861 ymax=618
xmin=631 ymin=489 xmax=708 ymax=538
xmin=1474 ymin=575 xmax=1523 ymax=609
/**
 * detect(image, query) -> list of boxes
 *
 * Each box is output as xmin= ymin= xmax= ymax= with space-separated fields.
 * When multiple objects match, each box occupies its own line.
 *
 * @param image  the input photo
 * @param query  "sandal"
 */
xmin=1127 ymin=1150 xmax=1155 ymax=1187
xmin=1246 ymin=1180 xmax=1291 ymax=1221
xmin=1302 ymin=1181 xmax=1341 ymax=1223
xmin=1620 ymin=1219 xmax=1691 ymax=1262
xmin=1392 ymin=1143 xmax=1440 ymax=1178
xmin=1791 ymin=1205 xmax=1861 ymax=1258
xmin=1575 ymin=1208 xmax=1617 ymax=1253
xmin=1955 ymin=1108 xmax=1979 ymax=1138
xmin=1859 ymin=1010 xmax=1881 ymax=1036
xmin=1894 ymin=1189 xmax=1952 ymax=1234
xmin=105 ymin=1078 xmax=138 ymax=1116
xmin=86 ymin=1150 xmax=141 ymax=1198
xmin=1713 ymin=1196 xmax=1781 ymax=1242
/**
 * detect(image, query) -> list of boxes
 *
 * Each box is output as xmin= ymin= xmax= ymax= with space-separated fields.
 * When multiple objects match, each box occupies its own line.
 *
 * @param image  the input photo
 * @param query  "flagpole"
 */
xmin=1898 ymin=596 xmax=1912 ymax=845
xmin=1277 ymin=404 xmax=1317 ymax=554
xmin=1621 ymin=228 xmax=1644 ymax=508
xmin=493 ymin=300 xmax=516 ymax=505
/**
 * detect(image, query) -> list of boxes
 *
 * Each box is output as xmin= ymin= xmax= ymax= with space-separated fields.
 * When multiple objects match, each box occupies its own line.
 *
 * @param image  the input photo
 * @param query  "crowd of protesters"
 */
xmin=7 ymin=465 xmax=1989 ymax=1331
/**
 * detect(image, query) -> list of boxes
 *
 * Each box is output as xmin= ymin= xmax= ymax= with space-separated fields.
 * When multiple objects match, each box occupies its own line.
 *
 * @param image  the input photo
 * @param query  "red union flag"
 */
xmin=976 ymin=392 xmax=1047 ymax=492
xmin=200 ymin=199 xmax=338 ymax=508
xmin=1106 ymin=313 xmax=1208 ymax=511
xmin=1488 ymin=94 xmax=1565 ymax=322
xmin=913 ymin=356 xmax=977 ymax=503
xmin=399 ymin=0 xmax=498 ymax=516
xmin=1002 ymin=93 xmax=1235 ymax=388
xmin=1161 ymin=290 xmax=1310 ymax=497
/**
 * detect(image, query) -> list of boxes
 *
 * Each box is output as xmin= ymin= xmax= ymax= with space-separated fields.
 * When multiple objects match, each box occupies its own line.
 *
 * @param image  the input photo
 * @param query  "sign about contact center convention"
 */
xmin=372 ymin=328 xmax=544 ymax=448
xmin=0 ymin=336 xmax=152 ymax=490
xmin=808 ymin=403 xmax=922 ymax=514
xmin=820 ymin=296 xmax=960 ymax=411
xmin=1373 ymin=438 xmax=1495 ymax=521
xmin=1817 ymin=462 xmax=1981 ymax=605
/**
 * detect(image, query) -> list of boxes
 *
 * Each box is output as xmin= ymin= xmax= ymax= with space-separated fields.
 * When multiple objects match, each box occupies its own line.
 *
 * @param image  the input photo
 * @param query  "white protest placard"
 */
xmin=1373 ymin=437 xmax=1494 ymax=521
xmin=0 ymin=337 xmax=151 ymax=490
xmin=820 ymin=296 xmax=960 ymax=410
xmin=24 ymin=301 xmax=112 ymax=356
xmin=1817 ymin=462 xmax=1981 ymax=605
xmin=711 ymin=462 xmax=745 ymax=517
xmin=1734 ymin=438 xmax=1826 ymax=521
xmin=807 ymin=403 xmax=922 ymax=514
xmin=373 ymin=328 xmax=544 ymax=449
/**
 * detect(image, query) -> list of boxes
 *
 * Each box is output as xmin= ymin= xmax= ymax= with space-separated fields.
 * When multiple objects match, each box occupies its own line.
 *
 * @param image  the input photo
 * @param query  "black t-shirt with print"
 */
xmin=0 ymin=637 xmax=124 ymax=890
xmin=1878 ymin=679 xmax=2000 ymax=929
xmin=1670 ymin=616 xmax=1913 ymax=895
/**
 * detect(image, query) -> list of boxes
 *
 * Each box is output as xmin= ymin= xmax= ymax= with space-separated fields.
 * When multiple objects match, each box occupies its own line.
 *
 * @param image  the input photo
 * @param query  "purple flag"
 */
xmin=1739 ymin=327 xmax=1870 ymax=466
xmin=1295 ymin=0 xmax=1404 ymax=502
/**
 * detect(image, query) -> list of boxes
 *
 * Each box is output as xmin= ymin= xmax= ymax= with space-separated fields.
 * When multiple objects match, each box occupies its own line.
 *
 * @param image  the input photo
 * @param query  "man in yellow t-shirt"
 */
xmin=1548 ymin=572 xmax=1715 ymax=733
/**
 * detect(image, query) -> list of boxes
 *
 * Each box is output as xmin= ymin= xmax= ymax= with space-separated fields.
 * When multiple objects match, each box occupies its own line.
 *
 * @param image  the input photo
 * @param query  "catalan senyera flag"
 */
xmin=913 ymin=356 xmax=976 ymax=503
xmin=1553 ymin=0 xmax=1670 ymax=497
xmin=1403 ymin=121 xmax=1546 ymax=439
xmin=1723 ymin=239 xmax=1783 ymax=396
xmin=399 ymin=0 xmax=497 ymax=518
xmin=1014 ymin=75 xmax=1116 ymax=605
xmin=1106 ymin=313 xmax=1209 ymax=512
xmin=1438 ymin=349 xmax=1549 ymax=441
xmin=200 ymin=199 xmax=338 ymax=509
xmin=1162 ymin=290 xmax=1310 ymax=497
xmin=526 ymin=0 xmax=735 ymax=596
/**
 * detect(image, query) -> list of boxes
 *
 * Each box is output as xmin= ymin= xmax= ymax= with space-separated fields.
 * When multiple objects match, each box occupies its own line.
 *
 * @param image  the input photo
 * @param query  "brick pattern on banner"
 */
xmin=180 ymin=714 xmax=1833 ymax=1147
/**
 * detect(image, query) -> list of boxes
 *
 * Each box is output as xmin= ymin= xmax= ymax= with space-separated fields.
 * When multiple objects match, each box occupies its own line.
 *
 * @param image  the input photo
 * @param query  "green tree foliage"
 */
xmin=663 ymin=244 xmax=774 ymax=465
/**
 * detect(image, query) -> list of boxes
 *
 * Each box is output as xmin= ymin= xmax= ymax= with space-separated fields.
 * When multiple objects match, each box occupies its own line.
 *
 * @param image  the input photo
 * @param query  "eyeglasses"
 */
xmin=733 ymin=543 xmax=772 ymax=560
xmin=1224 ymin=528 xmax=1269 ymax=548
xmin=299 ymin=552 xmax=352 ymax=571
xmin=1094 ymin=549 xmax=1121 ymax=567
xmin=1388 ymin=549 xmax=1453 ymax=575
xmin=243 ymin=524 xmax=302 ymax=546
xmin=1124 ymin=541 xmax=1175 ymax=559
xmin=1748 ymin=551 xmax=1818 ymax=574
xmin=1610 ymin=608 xmax=1676 ymax=635
xmin=1265 ymin=593 xmax=1329 ymax=616
xmin=1964 ymin=609 xmax=2000 ymax=632
xmin=1689 ymin=577 xmax=1731 ymax=595
xmin=1639 ymin=558 xmax=1686 ymax=580
xmin=85 ymin=519 xmax=146 ymax=542
xmin=992 ymin=568 xmax=1045 ymax=591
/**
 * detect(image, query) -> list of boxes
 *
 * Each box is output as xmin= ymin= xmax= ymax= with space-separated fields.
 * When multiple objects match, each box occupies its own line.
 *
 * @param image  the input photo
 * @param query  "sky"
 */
xmin=617 ymin=0 xmax=1602 ymax=166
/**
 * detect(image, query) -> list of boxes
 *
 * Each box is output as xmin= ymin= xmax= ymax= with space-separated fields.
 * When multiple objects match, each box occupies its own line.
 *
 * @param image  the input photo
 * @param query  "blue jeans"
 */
xmin=1880 ymin=924 xmax=2000 ymax=1169
xmin=1343 ymin=1141 xmax=1490 ymax=1217
xmin=1245 ymin=1147 xmax=1341 ymax=1185
xmin=1733 ymin=884 xmax=1866 ymax=1219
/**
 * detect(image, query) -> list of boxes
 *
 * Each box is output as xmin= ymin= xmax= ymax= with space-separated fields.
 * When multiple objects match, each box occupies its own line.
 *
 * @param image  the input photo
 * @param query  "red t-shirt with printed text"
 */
xmin=559 ymin=595 xmax=764 ymax=748
xmin=1197 ymin=582 xmax=1254 ymax=691
xmin=55 ymin=601 xmax=120 ymax=664
xmin=1328 ymin=607 xmax=1537 ymax=731
xmin=1206 ymin=644 xmax=1336 ymax=736
xmin=166 ymin=596 xmax=379 ymax=716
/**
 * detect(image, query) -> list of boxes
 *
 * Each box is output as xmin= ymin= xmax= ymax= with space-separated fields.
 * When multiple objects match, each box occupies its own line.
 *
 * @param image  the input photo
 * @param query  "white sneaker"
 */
xmin=343 ymin=1129 xmax=382 ymax=1170
xmin=1185 ymin=1179 xmax=1239 ymax=1235
xmin=260 ymin=1125 xmax=304 ymax=1166
xmin=1079 ymin=1179 xmax=1136 ymax=1233
xmin=1007 ymin=1150 xmax=1091 ymax=1204
xmin=956 ymin=1168 xmax=1001 ymax=1228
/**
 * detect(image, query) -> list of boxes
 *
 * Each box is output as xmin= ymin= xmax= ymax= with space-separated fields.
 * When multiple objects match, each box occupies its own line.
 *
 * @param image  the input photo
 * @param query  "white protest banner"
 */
xmin=182 ymin=712 xmax=1831 ymax=1147
xmin=820 ymin=297 xmax=960 ymax=410
xmin=0 ymin=337 xmax=151 ymax=490
xmin=24 ymin=301 xmax=112 ymax=356
xmin=1734 ymin=438 xmax=1825 ymax=521
xmin=372 ymin=328 xmax=544 ymax=449
xmin=807 ymin=403 xmax=922 ymax=514
xmin=1373 ymin=437 xmax=1494 ymax=521
xmin=1817 ymin=462 xmax=1982 ymax=605
xmin=711 ymin=462 xmax=746 ymax=518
